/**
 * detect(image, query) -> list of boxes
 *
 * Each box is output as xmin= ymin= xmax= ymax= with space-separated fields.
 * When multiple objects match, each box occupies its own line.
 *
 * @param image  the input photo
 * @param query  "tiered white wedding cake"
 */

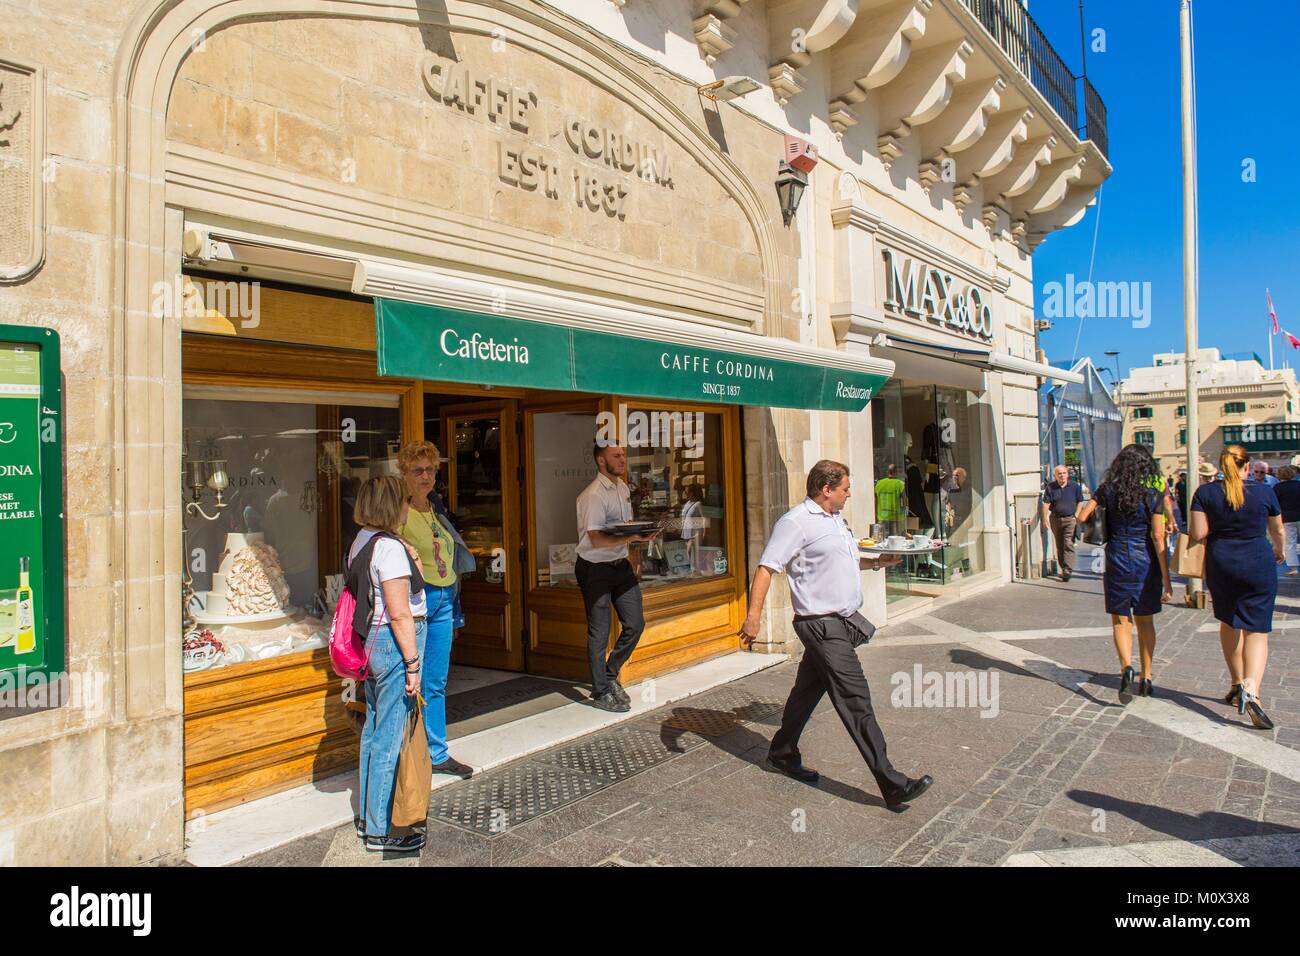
xmin=201 ymin=532 xmax=292 ymax=619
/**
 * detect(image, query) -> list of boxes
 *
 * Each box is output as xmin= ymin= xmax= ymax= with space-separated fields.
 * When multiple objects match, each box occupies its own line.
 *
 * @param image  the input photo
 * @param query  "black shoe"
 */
xmin=1061 ymin=571 xmax=1072 ymax=582
xmin=364 ymin=831 xmax=426 ymax=853
xmin=764 ymin=755 xmax=820 ymax=784
xmin=590 ymin=691 xmax=630 ymax=713
xmin=431 ymin=756 xmax=474 ymax=779
xmin=354 ymin=816 xmax=365 ymax=838
xmin=885 ymin=774 xmax=933 ymax=809
xmin=1138 ymin=678 xmax=1153 ymax=698
xmin=609 ymin=679 xmax=631 ymax=705
xmin=1118 ymin=666 xmax=1136 ymax=705
xmin=1224 ymin=686 xmax=1241 ymax=707
xmin=1238 ymin=685 xmax=1275 ymax=730
xmin=1245 ymin=698 xmax=1275 ymax=731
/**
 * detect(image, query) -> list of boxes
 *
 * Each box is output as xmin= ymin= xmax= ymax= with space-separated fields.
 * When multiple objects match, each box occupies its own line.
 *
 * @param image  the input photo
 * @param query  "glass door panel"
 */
xmin=443 ymin=401 xmax=523 ymax=671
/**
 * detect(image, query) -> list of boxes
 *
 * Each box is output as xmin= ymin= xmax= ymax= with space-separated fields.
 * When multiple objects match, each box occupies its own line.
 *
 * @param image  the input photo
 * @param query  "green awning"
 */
xmin=374 ymin=298 xmax=890 ymax=412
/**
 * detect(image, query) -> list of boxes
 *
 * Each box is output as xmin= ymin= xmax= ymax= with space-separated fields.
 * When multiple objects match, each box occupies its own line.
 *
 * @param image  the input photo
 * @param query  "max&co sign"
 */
xmin=881 ymin=248 xmax=994 ymax=341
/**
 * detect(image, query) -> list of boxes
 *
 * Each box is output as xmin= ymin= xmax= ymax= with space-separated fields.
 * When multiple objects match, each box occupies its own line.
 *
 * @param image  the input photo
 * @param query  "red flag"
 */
xmin=1269 ymin=288 xmax=1279 ymax=334
xmin=1287 ymin=331 xmax=1300 ymax=349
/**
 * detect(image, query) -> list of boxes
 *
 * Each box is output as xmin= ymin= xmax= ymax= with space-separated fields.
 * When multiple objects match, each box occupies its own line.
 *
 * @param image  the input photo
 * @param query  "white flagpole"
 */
xmin=1180 ymin=0 xmax=1200 ymax=600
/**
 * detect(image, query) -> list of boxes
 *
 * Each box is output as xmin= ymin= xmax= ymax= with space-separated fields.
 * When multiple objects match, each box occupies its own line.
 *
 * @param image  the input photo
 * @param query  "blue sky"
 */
xmin=1028 ymin=0 xmax=1300 ymax=381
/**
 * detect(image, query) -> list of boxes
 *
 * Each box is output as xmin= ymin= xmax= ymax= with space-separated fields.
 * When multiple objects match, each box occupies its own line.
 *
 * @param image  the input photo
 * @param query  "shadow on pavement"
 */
xmin=947 ymin=647 xmax=1114 ymax=708
xmin=1069 ymin=789 xmax=1300 ymax=863
xmin=653 ymin=704 xmax=892 ymax=810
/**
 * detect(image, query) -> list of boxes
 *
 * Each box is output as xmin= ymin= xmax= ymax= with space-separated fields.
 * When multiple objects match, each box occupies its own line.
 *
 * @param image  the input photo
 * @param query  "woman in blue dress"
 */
xmin=1190 ymin=445 xmax=1284 ymax=730
xmin=1078 ymin=444 xmax=1172 ymax=703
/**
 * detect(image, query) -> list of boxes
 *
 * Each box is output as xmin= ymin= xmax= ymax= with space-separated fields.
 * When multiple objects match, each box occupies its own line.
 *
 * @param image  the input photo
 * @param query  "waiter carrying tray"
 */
xmin=741 ymin=459 xmax=933 ymax=809
xmin=576 ymin=443 xmax=658 ymax=713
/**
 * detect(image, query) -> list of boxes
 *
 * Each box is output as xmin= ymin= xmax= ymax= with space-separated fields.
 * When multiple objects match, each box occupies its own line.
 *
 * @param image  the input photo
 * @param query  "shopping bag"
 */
xmin=1174 ymin=533 xmax=1205 ymax=578
xmin=391 ymin=695 xmax=432 ymax=827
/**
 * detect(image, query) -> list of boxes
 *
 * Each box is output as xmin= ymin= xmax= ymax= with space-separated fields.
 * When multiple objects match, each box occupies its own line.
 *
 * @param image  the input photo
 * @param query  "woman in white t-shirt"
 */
xmin=348 ymin=475 xmax=428 ymax=853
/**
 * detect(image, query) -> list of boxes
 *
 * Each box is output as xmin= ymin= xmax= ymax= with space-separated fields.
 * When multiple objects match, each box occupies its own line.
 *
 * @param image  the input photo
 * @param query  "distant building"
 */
xmin=1041 ymin=357 xmax=1124 ymax=489
xmin=1120 ymin=349 xmax=1300 ymax=474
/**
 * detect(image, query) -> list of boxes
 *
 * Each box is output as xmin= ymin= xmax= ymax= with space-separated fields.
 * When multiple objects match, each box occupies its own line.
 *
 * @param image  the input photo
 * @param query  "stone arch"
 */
xmin=108 ymin=0 xmax=785 ymax=716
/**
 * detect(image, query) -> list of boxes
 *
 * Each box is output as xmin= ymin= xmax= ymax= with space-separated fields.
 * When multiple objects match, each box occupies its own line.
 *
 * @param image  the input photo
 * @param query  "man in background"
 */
xmin=1249 ymin=460 xmax=1279 ymax=487
xmin=1041 ymin=464 xmax=1084 ymax=582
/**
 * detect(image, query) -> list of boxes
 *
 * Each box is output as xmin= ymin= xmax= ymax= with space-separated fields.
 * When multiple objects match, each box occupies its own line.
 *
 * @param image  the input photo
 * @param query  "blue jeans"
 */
xmin=422 ymin=584 xmax=456 ymax=763
xmin=358 ymin=619 xmax=426 ymax=837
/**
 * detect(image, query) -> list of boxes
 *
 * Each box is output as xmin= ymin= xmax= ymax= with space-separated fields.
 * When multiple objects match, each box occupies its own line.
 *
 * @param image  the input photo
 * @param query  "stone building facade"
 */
xmin=0 ymin=0 xmax=1106 ymax=864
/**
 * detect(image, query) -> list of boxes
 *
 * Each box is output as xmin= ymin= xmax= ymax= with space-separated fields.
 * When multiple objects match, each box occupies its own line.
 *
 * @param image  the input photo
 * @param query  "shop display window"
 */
xmin=623 ymin=406 xmax=729 ymax=588
xmin=870 ymin=382 xmax=984 ymax=596
xmin=180 ymin=393 xmax=402 ymax=673
xmin=530 ymin=406 xmax=730 ymax=588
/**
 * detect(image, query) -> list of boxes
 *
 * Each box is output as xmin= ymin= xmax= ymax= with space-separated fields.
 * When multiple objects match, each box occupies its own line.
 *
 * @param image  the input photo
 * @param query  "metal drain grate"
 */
xmin=430 ymin=686 xmax=784 ymax=836
xmin=428 ymin=763 xmax=606 ymax=835
xmin=536 ymin=725 xmax=706 ymax=782
xmin=651 ymin=687 xmax=784 ymax=737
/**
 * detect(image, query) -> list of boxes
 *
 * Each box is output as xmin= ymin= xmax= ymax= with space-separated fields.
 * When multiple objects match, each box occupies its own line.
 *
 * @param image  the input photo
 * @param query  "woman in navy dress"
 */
xmin=1078 ymin=444 xmax=1172 ymax=703
xmin=1190 ymin=445 xmax=1284 ymax=730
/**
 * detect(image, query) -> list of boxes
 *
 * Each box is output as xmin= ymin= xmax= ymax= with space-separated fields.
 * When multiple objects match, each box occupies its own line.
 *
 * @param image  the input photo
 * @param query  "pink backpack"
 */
xmin=328 ymin=536 xmax=388 ymax=680
xmin=328 ymin=586 xmax=375 ymax=680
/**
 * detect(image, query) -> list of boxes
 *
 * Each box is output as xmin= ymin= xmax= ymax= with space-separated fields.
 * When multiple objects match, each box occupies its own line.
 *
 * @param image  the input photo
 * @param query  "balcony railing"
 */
xmin=1080 ymin=76 xmax=1108 ymax=160
xmin=962 ymin=0 xmax=1108 ymax=160
xmin=1222 ymin=423 xmax=1300 ymax=453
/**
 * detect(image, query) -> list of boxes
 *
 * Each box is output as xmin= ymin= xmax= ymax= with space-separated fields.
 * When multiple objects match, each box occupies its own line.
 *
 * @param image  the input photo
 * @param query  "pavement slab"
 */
xmin=240 ymin=568 xmax=1300 ymax=866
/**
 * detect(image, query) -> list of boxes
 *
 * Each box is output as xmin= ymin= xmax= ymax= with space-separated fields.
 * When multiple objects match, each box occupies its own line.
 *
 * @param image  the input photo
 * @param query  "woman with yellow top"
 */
xmin=397 ymin=440 xmax=476 ymax=779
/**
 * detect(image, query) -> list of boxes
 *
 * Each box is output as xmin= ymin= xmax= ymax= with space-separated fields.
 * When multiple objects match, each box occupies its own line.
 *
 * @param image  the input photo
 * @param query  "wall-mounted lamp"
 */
xmin=776 ymin=136 xmax=817 ymax=227
xmin=775 ymin=161 xmax=809 ymax=227
xmin=698 ymin=75 xmax=761 ymax=102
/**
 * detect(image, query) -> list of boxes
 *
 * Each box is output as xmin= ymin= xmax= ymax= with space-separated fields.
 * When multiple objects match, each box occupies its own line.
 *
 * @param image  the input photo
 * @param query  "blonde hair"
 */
xmin=354 ymin=475 xmax=406 ymax=531
xmin=1220 ymin=444 xmax=1249 ymax=511
xmin=397 ymin=440 xmax=442 ymax=474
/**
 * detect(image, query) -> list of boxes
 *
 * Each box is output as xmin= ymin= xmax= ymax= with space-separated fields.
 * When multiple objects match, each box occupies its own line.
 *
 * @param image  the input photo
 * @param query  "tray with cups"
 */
xmin=858 ymin=533 xmax=944 ymax=556
xmin=602 ymin=520 xmax=661 ymax=536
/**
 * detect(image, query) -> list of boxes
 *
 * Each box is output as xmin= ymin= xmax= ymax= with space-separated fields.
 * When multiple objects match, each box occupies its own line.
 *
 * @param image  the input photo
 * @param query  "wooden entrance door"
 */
xmin=443 ymin=400 xmax=525 ymax=671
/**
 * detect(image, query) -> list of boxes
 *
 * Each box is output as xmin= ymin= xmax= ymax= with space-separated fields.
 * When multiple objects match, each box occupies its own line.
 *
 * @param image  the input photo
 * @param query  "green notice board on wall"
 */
xmin=0 ymin=326 xmax=64 ymax=683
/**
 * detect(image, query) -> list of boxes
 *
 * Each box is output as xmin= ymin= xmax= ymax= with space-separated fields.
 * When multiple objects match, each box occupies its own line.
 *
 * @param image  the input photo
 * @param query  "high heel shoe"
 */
xmin=1118 ymin=666 xmax=1136 ymax=705
xmin=1239 ymin=686 xmax=1275 ymax=731
xmin=1235 ymin=682 xmax=1249 ymax=716
xmin=1138 ymin=678 xmax=1153 ymax=698
xmin=1224 ymin=686 xmax=1241 ymax=707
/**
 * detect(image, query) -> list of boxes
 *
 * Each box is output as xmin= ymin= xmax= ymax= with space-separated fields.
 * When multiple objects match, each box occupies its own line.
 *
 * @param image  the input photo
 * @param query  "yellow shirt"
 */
xmin=399 ymin=506 xmax=457 ymax=587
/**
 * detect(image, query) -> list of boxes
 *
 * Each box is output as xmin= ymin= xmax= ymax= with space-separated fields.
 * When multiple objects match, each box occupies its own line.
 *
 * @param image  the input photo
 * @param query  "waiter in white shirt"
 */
xmin=741 ymin=459 xmax=933 ymax=809
xmin=576 ymin=443 xmax=658 ymax=713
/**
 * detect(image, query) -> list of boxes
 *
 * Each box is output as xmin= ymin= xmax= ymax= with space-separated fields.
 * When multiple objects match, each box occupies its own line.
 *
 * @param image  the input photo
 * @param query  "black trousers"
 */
xmin=575 ymin=556 xmax=645 ymax=696
xmin=769 ymin=614 xmax=909 ymax=797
